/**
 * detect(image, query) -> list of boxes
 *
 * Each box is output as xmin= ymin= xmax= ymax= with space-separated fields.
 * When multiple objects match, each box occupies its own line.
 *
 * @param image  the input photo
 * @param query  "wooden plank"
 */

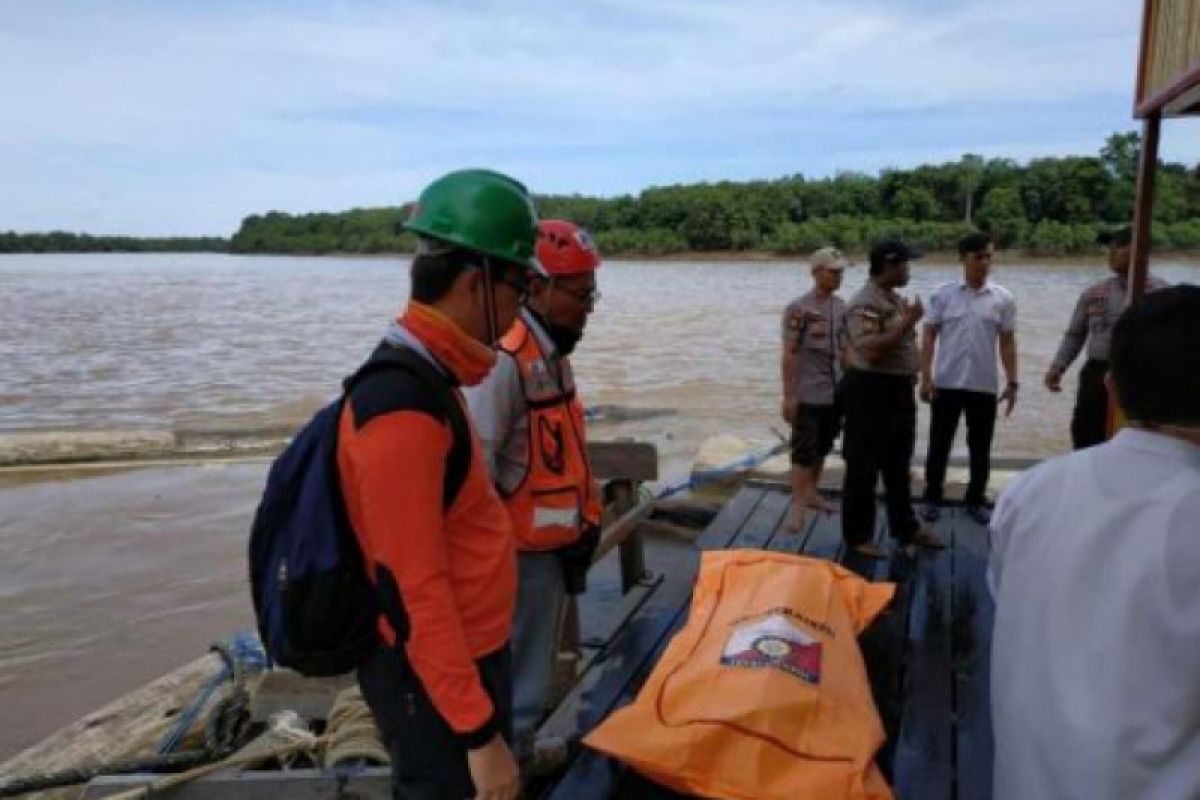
xmin=951 ymin=509 xmax=995 ymax=800
xmin=802 ymin=505 xmax=845 ymax=560
xmin=852 ymin=503 xmax=914 ymax=784
xmin=579 ymin=577 xmax=663 ymax=652
xmin=83 ymin=768 xmax=392 ymax=799
xmin=592 ymin=500 xmax=655 ymax=565
xmin=716 ymin=488 xmax=790 ymax=551
xmin=890 ymin=510 xmax=957 ymax=800
xmin=588 ymin=441 xmax=658 ymax=482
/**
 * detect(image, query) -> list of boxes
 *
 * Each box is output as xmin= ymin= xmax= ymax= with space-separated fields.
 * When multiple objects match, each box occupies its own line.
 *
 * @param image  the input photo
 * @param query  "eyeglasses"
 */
xmin=553 ymin=284 xmax=601 ymax=306
xmin=493 ymin=274 xmax=530 ymax=304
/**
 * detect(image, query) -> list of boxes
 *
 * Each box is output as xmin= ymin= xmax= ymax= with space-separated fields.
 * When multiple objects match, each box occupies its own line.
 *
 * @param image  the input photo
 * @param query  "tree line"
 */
xmin=230 ymin=133 xmax=1200 ymax=257
xmin=7 ymin=132 xmax=1200 ymax=257
xmin=0 ymin=231 xmax=228 ymax=253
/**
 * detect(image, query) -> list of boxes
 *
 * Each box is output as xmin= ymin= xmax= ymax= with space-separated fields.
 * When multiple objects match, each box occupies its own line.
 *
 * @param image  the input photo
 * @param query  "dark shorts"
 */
xmin=790 ymin=403 xmax=841 ymax=467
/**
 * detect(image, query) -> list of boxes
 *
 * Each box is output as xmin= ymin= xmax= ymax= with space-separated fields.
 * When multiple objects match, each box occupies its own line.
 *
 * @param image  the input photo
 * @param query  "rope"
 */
xmin=656 ymin=440 xmax=789 ymax=499
xmin=0 ymin=633 xmax=266 ymax=798
xmin=323 ymin=685 xmax=390 ymax=768
xmin=156 ymin=632 xmax=266 ymax=755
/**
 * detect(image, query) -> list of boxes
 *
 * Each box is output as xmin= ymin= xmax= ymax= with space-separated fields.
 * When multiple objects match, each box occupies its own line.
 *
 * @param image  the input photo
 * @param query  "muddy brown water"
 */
xmin=1 ymin=253 xmax=1197 ymax=759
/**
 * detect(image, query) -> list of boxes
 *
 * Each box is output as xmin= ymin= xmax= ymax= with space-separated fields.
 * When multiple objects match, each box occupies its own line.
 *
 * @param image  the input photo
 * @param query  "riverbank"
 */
xmin=6 ymin=247 xmax=1199 ymax=262
xmin=607 ymin=249 xmax=1200 ymax=263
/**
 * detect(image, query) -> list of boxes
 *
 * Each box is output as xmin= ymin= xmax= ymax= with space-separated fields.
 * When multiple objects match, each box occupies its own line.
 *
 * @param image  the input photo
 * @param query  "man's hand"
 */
xmin=1043 ymin=368 xmax=1063 ymax=393
xmin=998 ymin=383 xmax=1018 ymax=417
xmin=781 ymin=396 xmax=797 ymax=424
xmin=467 ymin=735 xmax=520 ymax=800
xmin=902 ymin=295 xmax=924 ymax=328
xmin=918 ymin=376 xmax=936 ymax=404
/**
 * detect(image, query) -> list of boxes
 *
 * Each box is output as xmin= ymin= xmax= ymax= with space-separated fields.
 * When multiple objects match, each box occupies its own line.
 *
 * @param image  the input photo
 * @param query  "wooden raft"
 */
xmin=532 ymin=482 xmax=996 ymax=800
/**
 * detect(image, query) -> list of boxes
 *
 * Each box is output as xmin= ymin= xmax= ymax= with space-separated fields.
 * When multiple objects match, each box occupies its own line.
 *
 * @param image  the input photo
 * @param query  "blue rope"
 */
xmin=156 ymin=632 xmax=267 ymax=756
xmin=656 ymin=441 xmax=788 ymax=499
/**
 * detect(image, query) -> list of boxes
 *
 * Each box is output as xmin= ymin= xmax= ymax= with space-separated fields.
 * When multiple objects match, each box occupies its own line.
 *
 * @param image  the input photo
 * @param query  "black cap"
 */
xmin=869 ymin=239 xmax=924 ymax=269
xmin=1097 ymin=226 xmax=1132 ymax=246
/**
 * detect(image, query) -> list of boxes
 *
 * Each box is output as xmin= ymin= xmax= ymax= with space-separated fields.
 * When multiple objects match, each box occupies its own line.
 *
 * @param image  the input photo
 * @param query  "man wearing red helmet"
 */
xmin=464 ymin=219 xmax=603 ymax=771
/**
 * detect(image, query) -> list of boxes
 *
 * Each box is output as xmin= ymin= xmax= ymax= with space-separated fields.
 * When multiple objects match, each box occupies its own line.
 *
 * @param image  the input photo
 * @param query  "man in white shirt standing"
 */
xmin=918 ymin=233 xmax=1018 ymax=524
xmin=989 ymin=285 xmax=1200 ymax=800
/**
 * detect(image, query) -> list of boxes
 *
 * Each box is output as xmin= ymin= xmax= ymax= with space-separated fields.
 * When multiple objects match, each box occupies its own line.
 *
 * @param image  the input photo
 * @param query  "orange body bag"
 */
xmin=585 ymin=550 xmax=896 ymax=799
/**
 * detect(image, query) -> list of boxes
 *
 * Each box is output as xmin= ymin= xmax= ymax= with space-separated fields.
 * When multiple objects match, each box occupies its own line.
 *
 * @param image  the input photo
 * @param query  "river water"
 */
xmin=1 ymin=252 xmax=1196 ymax=759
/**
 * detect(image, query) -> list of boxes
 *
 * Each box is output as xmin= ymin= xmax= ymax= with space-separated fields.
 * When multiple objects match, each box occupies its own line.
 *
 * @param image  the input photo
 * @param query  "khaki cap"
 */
xmin=810 ymin=246 xmax=851 ymax=272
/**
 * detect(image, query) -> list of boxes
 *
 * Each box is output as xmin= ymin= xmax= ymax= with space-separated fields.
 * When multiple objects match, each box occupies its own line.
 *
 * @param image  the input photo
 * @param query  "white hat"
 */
xmin=810 ymin=246 xmax=851 ymax=271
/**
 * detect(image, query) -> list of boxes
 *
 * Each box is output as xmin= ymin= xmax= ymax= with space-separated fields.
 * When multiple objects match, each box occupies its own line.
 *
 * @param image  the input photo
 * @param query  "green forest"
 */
xmin=0 ymin=232 xmax=228 ymax=253
xmin=6 ymin=132 xmax=1200 ymax=257
xmin=229 ymin=133 xmax=1200 ymax=257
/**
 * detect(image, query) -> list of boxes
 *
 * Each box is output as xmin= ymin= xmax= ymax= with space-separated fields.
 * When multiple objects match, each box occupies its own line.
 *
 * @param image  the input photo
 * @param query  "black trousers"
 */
xmin=357 ymin=644 xmax=513 ymax=800
xmin=1071 ymin=360 xmax=1109 ymax=450
xmin=922 ymin=388 xmax=997 ymax=507
xmin=840 ymin=370 xmax=920 ymax=547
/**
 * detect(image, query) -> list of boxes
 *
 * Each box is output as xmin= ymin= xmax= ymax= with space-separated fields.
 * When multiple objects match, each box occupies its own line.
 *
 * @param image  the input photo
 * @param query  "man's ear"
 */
xmin=527 ymin=276 xmax=549 ymax=301
xmin=455 ymin=265 xmax=482 ymax=299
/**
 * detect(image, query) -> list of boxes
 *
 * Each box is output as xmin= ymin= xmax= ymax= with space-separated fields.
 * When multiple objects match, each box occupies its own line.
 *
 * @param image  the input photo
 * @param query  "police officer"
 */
xmin=781 ymin=246 xmax=850 ymax=531
xmin=841 ymin=240 xmax=944 ymax=558
xmin=1044 ymin=226 xmax=1169 ymax=449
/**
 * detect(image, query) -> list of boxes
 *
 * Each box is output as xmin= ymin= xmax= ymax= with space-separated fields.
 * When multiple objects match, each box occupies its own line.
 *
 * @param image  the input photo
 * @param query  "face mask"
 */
xmin=529 ymin=308 xmax=584 ymax=356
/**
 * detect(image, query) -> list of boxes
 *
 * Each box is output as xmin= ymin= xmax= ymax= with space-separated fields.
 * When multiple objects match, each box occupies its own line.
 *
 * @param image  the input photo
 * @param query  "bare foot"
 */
xmin=801 ymin=494 xmax=836 ymax=514
xmin=786 ymin=506 xmax=805 ymax=533
xmin=853 ymin=542 xmax=888 ymax=559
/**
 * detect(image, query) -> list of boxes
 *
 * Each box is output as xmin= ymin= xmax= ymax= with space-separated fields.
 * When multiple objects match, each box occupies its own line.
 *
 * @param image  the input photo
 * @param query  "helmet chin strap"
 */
xmin=482 ymin=257 xmax=499 ymax=346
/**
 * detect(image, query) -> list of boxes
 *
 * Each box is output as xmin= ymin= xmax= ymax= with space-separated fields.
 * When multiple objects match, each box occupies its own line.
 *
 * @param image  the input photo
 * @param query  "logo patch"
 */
xmin=720 ymin=612 xmax=822 ymax=684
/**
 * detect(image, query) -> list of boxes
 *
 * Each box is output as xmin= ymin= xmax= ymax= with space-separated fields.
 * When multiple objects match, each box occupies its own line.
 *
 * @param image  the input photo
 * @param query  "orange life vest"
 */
xmin=498 ymin=315 xmax=601 ymax=552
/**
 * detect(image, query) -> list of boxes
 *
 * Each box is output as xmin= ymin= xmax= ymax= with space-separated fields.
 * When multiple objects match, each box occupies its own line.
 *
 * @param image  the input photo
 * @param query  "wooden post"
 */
xmin=609 ymin=479 xmax=646 ymax=593
xmin=587 ymin=439 xmax=656 ymax=594
xmin=1128 ymin=112 xmax=1161 ymax=305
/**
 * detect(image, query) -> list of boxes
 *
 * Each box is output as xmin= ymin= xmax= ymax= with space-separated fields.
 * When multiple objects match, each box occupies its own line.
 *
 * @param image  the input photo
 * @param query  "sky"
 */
xmin=2 ymin=0 xmax=1198 ymax=237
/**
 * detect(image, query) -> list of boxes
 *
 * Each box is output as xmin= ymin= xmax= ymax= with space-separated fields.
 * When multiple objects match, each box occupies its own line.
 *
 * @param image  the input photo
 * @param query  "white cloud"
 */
xmin=0 ymin=0 xmax=1191 ymax=236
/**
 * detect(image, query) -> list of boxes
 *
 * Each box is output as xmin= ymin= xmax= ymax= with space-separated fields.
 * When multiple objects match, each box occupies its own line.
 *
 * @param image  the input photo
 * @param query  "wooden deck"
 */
xmin=73 ymin=480 xmax=994 ymax=800
xmin=534 ymin=482 xmax=996 ymax=800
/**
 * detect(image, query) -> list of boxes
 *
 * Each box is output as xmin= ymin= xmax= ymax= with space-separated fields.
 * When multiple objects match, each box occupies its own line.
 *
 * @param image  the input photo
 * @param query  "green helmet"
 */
xmin=405 ymin=169 xmax=541 ymax=273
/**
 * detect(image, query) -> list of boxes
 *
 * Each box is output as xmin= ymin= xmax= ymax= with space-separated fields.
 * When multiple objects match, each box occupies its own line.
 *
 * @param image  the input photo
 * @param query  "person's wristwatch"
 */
xmin=1007 ymin=381 xmax=1020 ymax=390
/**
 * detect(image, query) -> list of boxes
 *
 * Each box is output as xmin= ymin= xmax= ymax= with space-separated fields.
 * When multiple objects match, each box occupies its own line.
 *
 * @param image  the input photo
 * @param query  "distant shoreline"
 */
xmin=5 ymin=249 xmax=1199 ymax=264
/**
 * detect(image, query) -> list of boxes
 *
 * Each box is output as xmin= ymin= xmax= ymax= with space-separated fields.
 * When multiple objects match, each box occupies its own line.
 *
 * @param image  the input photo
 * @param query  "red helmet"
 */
xmin=536 ymin=219 xmax=601 ymax=276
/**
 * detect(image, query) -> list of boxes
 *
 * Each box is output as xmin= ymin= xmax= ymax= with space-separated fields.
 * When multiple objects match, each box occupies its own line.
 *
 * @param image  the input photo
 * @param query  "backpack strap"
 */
xmin=342 ymin=341 xmax=472 ymax=510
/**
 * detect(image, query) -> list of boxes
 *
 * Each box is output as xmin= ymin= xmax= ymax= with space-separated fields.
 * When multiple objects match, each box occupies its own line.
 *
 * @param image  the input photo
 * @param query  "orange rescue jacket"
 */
xmin=498 ymin=316 xmax=601 ymax=551
xmin=337 ymin=311 xmax=516 ymax=745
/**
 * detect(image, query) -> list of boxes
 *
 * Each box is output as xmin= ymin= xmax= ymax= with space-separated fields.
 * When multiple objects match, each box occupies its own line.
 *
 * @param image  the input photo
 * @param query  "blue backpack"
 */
xmin=249 ymin=342 xmax=470 ymax=676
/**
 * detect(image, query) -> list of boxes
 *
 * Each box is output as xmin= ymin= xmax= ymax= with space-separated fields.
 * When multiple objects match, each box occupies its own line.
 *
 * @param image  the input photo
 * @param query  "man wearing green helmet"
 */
xmin=339 ymin=169 xmax=540 ymax=800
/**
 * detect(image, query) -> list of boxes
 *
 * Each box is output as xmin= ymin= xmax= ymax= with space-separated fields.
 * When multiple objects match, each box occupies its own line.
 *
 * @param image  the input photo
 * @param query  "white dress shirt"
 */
xmin=926 ymin=280 xmax=1015 ymax=394
xmin=989 ymin=429 xmax=1200 ymax=800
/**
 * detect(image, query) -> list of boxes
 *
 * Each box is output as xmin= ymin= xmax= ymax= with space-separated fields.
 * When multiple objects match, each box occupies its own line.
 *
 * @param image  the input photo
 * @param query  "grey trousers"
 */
xmin=511 ymin=550 xmax=567 ymax=755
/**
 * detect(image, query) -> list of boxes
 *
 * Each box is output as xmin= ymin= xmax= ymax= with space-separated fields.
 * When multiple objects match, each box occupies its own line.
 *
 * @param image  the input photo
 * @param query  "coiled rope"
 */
xmin=0 ymin=633 xmax=266 ymax=799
